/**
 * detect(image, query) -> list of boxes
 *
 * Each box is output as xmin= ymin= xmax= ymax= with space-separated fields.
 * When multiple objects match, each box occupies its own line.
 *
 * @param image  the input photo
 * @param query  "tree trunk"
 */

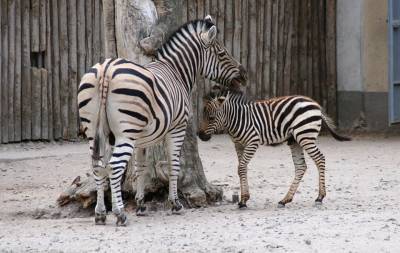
xmin=58 ymin=0 xmax=222 ymax=211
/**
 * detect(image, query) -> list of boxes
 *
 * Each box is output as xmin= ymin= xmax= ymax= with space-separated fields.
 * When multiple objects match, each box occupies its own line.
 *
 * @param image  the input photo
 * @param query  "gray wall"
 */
xmin=336 ymin=0 xmax=396 ymax=131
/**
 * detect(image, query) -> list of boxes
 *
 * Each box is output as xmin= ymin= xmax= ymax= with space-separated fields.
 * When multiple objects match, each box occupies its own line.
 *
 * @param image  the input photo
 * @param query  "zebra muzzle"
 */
xmin=198 ymin=131 xmax=211 ymax=141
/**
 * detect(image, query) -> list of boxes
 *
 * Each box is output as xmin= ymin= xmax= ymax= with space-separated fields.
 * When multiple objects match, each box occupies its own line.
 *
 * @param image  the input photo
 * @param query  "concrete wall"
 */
xmin=337 ymin=0 xmax=393 ymax=130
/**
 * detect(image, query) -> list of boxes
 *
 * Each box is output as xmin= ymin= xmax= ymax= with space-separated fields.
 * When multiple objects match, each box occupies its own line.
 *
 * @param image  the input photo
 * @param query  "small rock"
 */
xmin=304 ymin=239 xmax=311 ymax=245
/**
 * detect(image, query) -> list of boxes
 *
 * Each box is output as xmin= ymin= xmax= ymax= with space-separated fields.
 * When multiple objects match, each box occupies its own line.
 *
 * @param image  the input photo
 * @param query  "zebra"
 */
xmin=77 ymin=16 xmax=247 ymax=226
xmin=198 ymin=91 xmax=350 ymax=209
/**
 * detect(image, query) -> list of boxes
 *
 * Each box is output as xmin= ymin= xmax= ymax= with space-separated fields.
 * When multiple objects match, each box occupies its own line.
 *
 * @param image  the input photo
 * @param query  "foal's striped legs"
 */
xmin=302 ymin=142 xmax=326 ymax=203
xmin=278 ymin=142 xmax=307 ymax=207
xmin=236 ymin=143 xmax=259 ymax=208
xmin=279 ymin=138 xmax=327 ymax=207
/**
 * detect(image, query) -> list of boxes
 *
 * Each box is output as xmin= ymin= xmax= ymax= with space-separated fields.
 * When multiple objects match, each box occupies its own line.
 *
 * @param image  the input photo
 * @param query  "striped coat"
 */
xmin=199 ymin=91 xmax=350 ymax=208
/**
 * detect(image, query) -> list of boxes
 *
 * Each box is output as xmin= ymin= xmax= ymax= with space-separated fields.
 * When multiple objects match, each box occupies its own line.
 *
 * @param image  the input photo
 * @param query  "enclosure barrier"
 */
xmin=0 ymin=0 xmax=336 ymax=143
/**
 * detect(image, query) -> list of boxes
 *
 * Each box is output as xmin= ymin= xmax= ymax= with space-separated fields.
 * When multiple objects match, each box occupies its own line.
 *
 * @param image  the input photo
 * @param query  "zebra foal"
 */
xmin=198 ymin=91 xmax=350 ymax=208
xmin=78 ymin=16 xmax=247 ymax=225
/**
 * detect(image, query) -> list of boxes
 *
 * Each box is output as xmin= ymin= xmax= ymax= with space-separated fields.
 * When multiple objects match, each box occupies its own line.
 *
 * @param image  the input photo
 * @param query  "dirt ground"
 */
xmin=0 ymin=134 xmax=400 ymax=253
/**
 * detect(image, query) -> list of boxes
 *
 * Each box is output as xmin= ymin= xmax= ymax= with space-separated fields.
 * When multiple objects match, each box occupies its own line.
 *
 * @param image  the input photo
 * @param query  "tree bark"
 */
xmin=58 ymin=0 xmax=222 ymax=211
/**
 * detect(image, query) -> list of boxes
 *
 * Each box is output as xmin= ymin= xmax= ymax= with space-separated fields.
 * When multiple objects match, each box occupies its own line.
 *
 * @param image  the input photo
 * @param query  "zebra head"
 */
xmin=198 ymin=95 xmax=227 ymax=141
xmin=199 ymin=16 xmax=247 ymax=89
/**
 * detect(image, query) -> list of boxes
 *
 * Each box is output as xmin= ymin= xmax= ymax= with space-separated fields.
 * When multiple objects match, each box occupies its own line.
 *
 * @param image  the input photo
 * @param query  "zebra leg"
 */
xmin=107 ymin=141 xmax=134 ymax=226
xmin=93 ymin=162 xmax=108 ymax=225
xmin=278 ymin=142 xmax=307 ymax=208
xmin=237 ymin=143 xmax=258 ymax=209
xmin=134 ymin=148 xmax=148 ymax=216
xmin=234 ymin=142 xmax=244 ymax=162
xmin=88 ymin=136 xmax=109 ymax=225
xmin=166 ymin=127 xmax=186 ymax=214
xmin=303 ymin=142 xmax=326 ymax=204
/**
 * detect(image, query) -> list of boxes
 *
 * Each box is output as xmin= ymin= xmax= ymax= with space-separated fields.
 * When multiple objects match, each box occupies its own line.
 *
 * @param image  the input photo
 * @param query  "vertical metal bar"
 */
xmin=389 ymin=0 xmax=394 ymax=124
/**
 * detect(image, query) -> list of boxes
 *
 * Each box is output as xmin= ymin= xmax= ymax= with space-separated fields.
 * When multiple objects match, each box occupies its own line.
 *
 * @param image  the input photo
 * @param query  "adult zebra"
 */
xmin=198 ymin=91 xmax=350 ymax=208
xmin=78 ymin=16 xmax=246 ymax=226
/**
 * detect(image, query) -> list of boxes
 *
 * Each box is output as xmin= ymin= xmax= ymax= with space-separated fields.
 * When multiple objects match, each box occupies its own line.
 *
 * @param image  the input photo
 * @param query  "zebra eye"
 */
xmin=217 ymin=51 xmax=226 ymax=57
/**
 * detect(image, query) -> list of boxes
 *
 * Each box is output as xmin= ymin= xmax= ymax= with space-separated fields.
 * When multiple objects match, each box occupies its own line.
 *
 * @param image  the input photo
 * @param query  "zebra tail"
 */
xmin=92 ymin=69 xmax=110 ymax=164
xmin=321 ymin=112 xmax=351 ymax=142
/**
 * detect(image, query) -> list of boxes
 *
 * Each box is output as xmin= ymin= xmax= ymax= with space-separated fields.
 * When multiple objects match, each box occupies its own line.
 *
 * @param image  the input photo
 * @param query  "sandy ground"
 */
xmin=0 ymin=134 xmax=400 ymax=253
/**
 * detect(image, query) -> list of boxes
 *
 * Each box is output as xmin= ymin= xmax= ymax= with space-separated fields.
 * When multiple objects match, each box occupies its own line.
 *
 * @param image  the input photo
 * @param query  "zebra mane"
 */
xmin=203 ymin=85 xmax=250 ymax=105
xmin=157 ymin=19 xmax=215 ymax=57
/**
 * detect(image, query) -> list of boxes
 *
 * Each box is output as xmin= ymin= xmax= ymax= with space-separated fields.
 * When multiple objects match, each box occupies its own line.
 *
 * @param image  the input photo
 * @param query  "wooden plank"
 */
xmin=262 ymin=0 xmax=272 ymax=98
xmin=319 ymin=0 xmax=327 ymax=109
xmin=1 ymin=0 xmax=7 ymax=143
xmin=14 ymin=0 xmax=22 ymax=142
xmin=31 ymin=0 xmax=40 ymax=52
xmin=196 ymin=0 xmax=205 ymax=19
xmin=31 ymin=67 xmax=42 ymax=140
xmin=68 ymin=0 xmax=78 ymax=139
xmin=224 ymin=0 xmax=233 ymax=55
xmin=7 ymin=0 xmax=15 ymax=142
xmin=276 ymin=0 xmax=285 ymax=97
xmin=210 ymin=0 xmax=218 ymax=27
xmin=233 ymin=0 xmax=241 ymax=61
xmin=85 ymin=0 xmax=93 ymax=69
xmin=52 ymin=0 xmax=62 ymax=139
xmin=182 ymin=0 xmax=187 ymax=22
xmin=290 ymin=0 xmax=300 ymax=94
xmin=326 ymin=0 xmax=337 ymax=118
xmin=204 ymin=0 xmax=210 ymax=19
xmin=311 ymin=0 xmax=320 ymax=102
xmin=100 ymin=0 xmax=105 ymax=62
xmin=299 ymin=0 xmax=308 ymax=95
xmin=39 ymin=0 xmax=46 ymax=51
xmin=102 ymin=0 xmax=116 ymax=58
xmin=247 ymin=0 xmax=257 ymax=97
xmin=59 ymin=0 xmax=69 ymax=139
xmin=188 ymin=0 xmax=196 ymax=20
xmin=21 ymin=0 xmax=31 ymax=140
xmin=306 ymin=0 xmax=313 ymax=97
xmin=41 ymin=69 xmax=48 ymax=140
xmin=240 ymin=0 xmax=248 ymax=92
xmin=270 ymin=0 xmax=278 ymax=97
xmin=256 ymin=0 xmax=264 ymax=99
xmin=77 ymin=0 xmax=86 ymax=80
xmin=93 ymin=0 xmax=101 ymax=63
xmin=283 ymin=0 xmax=293 ymax=95
xmin=46 ymin=0 xmax=53 ymax=140
xmin=217 ymin=0 xmax=225 ymax=42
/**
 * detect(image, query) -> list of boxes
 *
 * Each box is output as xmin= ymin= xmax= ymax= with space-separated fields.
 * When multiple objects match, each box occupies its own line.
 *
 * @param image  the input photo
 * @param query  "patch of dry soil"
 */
xmin=0 ymin=135 xmax=399 ymax=252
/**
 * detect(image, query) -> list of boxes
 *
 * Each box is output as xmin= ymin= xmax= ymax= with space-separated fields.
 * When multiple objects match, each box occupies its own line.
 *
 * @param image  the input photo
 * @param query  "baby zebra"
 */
xmin=198 ymin=91 xmax=350 ymax=208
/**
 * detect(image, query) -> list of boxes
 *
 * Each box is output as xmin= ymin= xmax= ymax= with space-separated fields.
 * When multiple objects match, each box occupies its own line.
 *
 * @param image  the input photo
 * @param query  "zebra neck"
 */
xmin=156 ymin=41 xmax=200 ymax=93
xmin=225 ymin=102 xmax=254 ymax=132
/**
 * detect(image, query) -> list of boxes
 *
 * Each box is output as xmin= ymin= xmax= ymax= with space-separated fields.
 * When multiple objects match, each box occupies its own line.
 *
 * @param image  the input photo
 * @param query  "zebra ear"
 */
xmin=203 ymin=25 xmax=217 ymax=44
xmin=217 ymin=96 xmax=226 ymax=105
xmin=204 ymin=15 xmax=213 ymax=22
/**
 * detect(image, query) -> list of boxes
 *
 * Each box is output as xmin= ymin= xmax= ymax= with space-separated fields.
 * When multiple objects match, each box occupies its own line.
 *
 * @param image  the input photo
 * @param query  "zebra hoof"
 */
xmin=314 ymin=199 xmax=323 ymax=206
xmin=277 ymin=203 xmax=286 ymax=208
xmin=116 ymin=213 xmax=128 ymax=227
xmin=171 ymin=201 xmax=184 ymax=215
xmin=95 ymin=213 xmax=107 ymax=225
xmin=238 ymin=202 xmax=247 ymax=209
xmin=136 ymin=206 xmax=147 ymax=216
